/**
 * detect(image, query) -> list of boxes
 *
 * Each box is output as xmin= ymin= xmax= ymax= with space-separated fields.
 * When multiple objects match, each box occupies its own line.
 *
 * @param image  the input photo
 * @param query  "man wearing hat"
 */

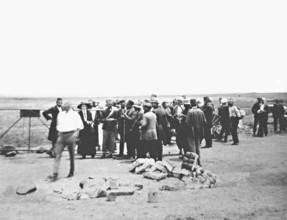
xmin=130 ymin=101 xmax=144 ymax=158
xmin=100 ymin=99 xmax=119 ymax=158
xmin=120 ymin=100 xmax=138 ymax=159
xmin=185 ymin=99 xmax=205 ymax=166
xmin=217 ymin=98 xmax=230 ymax=142
xmin=77 ymin=102 xmax=96 ymax=159
xmin=42 ymin=98 xmax=63 ymax=158
xmin=116 ymin=100 xmax=127 ymax=157
xmin=151 ymin=97 xmax=169 ymax=161
xmin=201 ymin=97 xmax=214 ymax=148
xmin=257 ymin=98 xmax=269 ymax=137
xmin=251 ymin=98 xmax=262 ymax=136
xmin=139 ymin=102 xmax=157 ymax=159
xmin=272 ymin=99 xmax=286 ymax=133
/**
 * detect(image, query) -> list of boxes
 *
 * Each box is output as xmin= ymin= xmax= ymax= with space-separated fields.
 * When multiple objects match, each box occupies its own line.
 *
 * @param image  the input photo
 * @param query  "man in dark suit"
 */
xmin=185 ymin=99 xmax=206 ymax=166
xmin=251 ymin=98 xmax=262 ymax=136
xmin=151 ymin=97 xmax=169 ymax=161
xmin=273 ymin=99 xmax=286 ymax=133
xmin=116 ymin=100 xmax=127 ymax=157
xmin=42 ymin=98 xmax=63 ymax=158
xmin=201 ymin=97 xmax=214 ymax=148
xmin=217 ymin=98 xmax=230 ymax=142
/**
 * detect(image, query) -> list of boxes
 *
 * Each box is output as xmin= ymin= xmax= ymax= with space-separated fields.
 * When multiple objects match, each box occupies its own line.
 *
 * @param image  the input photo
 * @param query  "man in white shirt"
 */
xmin=48 ymin=102 xmax=84 ymax=181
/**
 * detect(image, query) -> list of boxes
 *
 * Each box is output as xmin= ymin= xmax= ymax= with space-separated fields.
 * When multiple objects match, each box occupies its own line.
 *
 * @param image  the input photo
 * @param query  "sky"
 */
xmin=0 ymin=0 xmax=286 ymax=97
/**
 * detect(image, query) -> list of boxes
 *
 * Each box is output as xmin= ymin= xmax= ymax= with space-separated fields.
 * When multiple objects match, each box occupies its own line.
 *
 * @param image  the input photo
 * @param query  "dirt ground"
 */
xmin=0 ymin=132 xmax=287 ymax=220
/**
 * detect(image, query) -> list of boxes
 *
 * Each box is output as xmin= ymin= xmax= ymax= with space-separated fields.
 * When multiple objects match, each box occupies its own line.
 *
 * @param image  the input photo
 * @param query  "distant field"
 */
xmin=0 ymin=92 xmax=286 ymax=148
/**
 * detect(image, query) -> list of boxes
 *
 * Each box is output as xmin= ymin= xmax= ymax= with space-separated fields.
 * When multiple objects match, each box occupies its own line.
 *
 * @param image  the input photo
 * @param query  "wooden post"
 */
xmin=28 ymin=117 xmax=31 ymax=152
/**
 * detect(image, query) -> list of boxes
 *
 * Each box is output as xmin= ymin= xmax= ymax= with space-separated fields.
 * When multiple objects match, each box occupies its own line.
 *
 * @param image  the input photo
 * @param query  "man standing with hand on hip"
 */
xmin=42 ymin=98 xmax=63 ymax=158
xmin=48 ymin=102 xmax=84 ymax=182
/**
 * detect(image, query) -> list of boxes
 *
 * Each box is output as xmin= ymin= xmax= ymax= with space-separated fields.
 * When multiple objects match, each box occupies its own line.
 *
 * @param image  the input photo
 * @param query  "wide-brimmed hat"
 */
xmin=183 ymin=99 xmax=190 ymax=105
xmin=143 ymin=101 xmax=152 ymax=108
xmin=133 ymin=101 xmax=142 ymax=109
xmin=77 ymin=102 xmax=92 ymax=109
xmin=150 ymin=97 xmax=159 ymax=104
xmin=221 ymin=98 xmax=227 ymax=104
xmin=204 ymin=96 xmax=211 ymax=102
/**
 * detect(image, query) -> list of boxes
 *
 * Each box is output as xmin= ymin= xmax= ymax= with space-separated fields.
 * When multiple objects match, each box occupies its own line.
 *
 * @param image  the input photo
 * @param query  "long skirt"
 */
xmin=77 ymin=126 xmax=96 ymax=156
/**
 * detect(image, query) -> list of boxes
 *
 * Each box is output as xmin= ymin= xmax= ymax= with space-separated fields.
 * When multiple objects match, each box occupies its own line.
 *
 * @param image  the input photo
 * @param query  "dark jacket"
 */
xmin=153 ymin=107 xmax=170 ymax=145
xmin=218 ymin=105 xmax=230 ymax=127
xmin=42 ymin=105 xmax=62 ymax=142
xmin=186 ymin=107 xmax=206 ymax=140
xmin=252 ymin=102 xmax=261 ymax=116
xmin=201 ymin=103 xmax=214 ymax=127
xmin=273 ymin=103 xmax=285 ymax=118
xmin=100 ymin=107 xmax=118 ymax=131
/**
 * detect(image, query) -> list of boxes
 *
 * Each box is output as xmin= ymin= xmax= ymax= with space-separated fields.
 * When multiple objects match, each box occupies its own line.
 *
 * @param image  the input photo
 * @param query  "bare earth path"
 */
xmin=0 ymin=132 xmax=287 ymax=220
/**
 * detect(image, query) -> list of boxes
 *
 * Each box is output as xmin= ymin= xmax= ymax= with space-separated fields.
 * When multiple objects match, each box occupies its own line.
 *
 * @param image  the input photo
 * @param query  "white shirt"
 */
xmin=82 ymin=110 xmax=87 ymax=121
xmin=57 ymin=106 xmax=62 ymax=112
xmin=57 ymin=110 xmax=84 ymax=132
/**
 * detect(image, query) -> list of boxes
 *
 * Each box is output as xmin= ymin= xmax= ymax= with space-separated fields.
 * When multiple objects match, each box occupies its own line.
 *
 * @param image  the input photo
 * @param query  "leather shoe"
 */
xmin=47 ymin=173 xmax=58 ymax=182
xmin=201 ymin=145 xmax=212 ymax=148
xmin=47 ymin=151 xmax=55 ymax=158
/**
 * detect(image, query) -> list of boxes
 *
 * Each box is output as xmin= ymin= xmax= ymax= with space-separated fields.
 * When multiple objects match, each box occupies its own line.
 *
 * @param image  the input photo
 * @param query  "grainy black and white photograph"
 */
xmin=0 ymin=1 xmax=286 ymax=219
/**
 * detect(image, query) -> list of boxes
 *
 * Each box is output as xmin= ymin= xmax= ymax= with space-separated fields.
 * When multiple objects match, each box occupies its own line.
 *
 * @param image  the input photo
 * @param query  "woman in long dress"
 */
xmin=77 ymin=102 xmax=96 ymax=158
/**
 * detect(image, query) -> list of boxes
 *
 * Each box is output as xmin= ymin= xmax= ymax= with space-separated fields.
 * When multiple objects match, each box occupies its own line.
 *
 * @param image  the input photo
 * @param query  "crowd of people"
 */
xmin=43 ymin=95 xmax=286 ymax=181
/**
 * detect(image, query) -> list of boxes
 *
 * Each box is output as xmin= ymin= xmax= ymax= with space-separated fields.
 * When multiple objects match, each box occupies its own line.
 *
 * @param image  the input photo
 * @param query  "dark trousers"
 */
xmin=151 ymin=140 xmax=163 ymax=161
xmin=138 ymin=140 xmax=157 ymax=159
xmin=102 ymin=129 xmax=116 ymax=153
xmin=48 ymin=139 xmax=57 ymax=153
xmin=230 ymin=117 xmax=239 ymax=143
xmin=119 ymin=131 xmax=125 ymax=156
xmin=218 ymin=122 xmax=229 ymax=142
xmin=204 ymin=124 xmax=212 ymax=147
xmin=53 ymin=131 xmax=76 ymax=175
xmin=258 ymin=114 xmax=268 ymax=136
xmin=253 ymin=115 xmax=259 ymax=135
xmin=187 ymin=136 xmax=201 ymax=166
xmin=274 ymin=116 xmax=286 ymax=132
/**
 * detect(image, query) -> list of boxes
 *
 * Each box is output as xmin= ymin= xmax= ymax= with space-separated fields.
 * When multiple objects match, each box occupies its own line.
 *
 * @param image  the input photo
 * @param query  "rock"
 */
xmin=62 ymin=192 xmax=81 ymax=201
xmin=5 ymin=151 xmax=17 ymax=157
xmin=108 ymin=177 xmax=119 ymax=189
xmin=159 ymin=178 xmax=186 ymax=191
xmin=107 ymin=192 xmax=117 ymax=201
xmin=89 ymin=176 xmax=96 ymax=179
xmin=109 ymin=187 xmax=135 ymax=196
xmin=181 ymin=176 xmax=191 ymax=182
xmin=35 ymin=145 xmax=50 ymax=154
xmin=143 ymin=172 xmax=168 ymax=181
xmin=209 ymin=176 xmax=216 ymax=184
xmin=82 ymin=184 xmax=107 ymax=198
xmin=134 ymin=183 xmax=143 ymax=190
xmin=129 ymin=158 xmax=146 ymax=172
xmin=172 ymin=167 xmax=183 ymax=179
xmin=16 ymin=182 xmax=37 ymax=195
xmin=79 ymin=193 xmax=90 ymax=200
xmin=135 ymin=159 xmax=155 ymax=174
xmin=0 ymin=145 xmax=17 ymax=155
xmin=180 ymin=169 xmax=191 ymax=176
xmin=79 ymin=179 xmax=88 ymax=189
xmin=163 ymin=160 xmax=176 ymax=172
xmin=154 ymin=161 xmax=169 ymax=173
